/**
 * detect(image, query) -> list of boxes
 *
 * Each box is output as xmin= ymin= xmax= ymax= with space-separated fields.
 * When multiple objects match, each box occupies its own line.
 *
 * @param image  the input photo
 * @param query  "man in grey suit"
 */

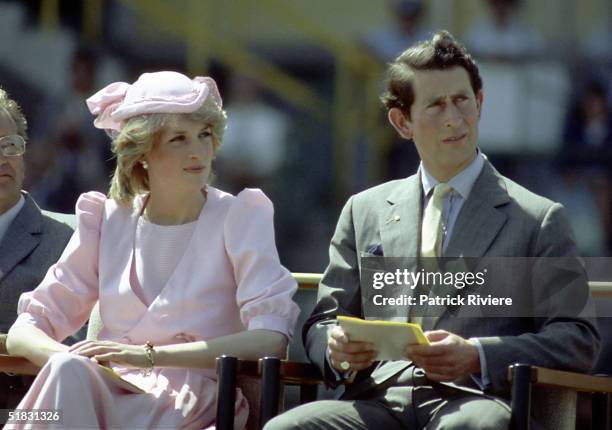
xmin=0 ymin=88 xmax=74 ymax=408
xmin=266 ymin=31 xmax=599 ymax=429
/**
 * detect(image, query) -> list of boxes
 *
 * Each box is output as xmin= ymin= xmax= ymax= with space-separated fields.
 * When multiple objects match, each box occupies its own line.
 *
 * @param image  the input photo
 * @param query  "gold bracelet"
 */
xmin=141 ymin=341 xmax=155 ymax=377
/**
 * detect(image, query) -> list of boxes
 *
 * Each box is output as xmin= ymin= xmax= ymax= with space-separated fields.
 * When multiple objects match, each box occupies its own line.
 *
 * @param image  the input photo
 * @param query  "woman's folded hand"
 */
xmin=69 ymin=340 xmax=148 ymax=368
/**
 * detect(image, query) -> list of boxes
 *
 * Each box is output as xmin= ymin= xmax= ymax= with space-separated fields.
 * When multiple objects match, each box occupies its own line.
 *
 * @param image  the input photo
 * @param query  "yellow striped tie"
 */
xmin=411 ymin=183 xmax=452 ymax=325
xmin=421 ymin=183 xmax=452 ymax=258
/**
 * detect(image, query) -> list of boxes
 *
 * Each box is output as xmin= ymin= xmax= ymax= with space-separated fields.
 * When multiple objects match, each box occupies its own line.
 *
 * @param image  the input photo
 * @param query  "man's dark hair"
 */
xmin=381 ymin=30 xmax=483 ymax=118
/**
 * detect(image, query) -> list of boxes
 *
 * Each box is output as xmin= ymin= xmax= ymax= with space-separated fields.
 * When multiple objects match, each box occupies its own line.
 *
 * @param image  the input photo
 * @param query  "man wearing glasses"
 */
xmin=0 ymin=88 xmax=73 ymax=408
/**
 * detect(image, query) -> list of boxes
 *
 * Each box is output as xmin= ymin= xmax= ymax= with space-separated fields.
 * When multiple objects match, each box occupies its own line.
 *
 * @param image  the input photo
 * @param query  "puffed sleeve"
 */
xmin=12 ymin=191 xmax=106 ymax=341
xmin=224 ymin=189 xmax=300 ymax=338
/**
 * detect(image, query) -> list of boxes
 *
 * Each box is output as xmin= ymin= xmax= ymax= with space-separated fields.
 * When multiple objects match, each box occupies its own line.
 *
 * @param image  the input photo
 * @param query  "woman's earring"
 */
xmin=141 ymin=160 xmax=149 ymax=170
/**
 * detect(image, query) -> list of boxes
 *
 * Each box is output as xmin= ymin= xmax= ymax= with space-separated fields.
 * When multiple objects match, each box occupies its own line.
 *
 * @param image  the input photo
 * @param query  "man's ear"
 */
xmin=476 ymin=90 xmax=484 ymax=118
xmin=388 ymin=108 xmax=413 ymax=140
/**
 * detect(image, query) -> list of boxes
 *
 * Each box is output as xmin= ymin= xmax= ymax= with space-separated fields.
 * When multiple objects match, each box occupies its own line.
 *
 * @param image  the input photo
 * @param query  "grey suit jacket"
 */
xmin=304 ymin=161 xmax=600 ymax=398
xmin=0 ymin=192 xmax=74 ymax=333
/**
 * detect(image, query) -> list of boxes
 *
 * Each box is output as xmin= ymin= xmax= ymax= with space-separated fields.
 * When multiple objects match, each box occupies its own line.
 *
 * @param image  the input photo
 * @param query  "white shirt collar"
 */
xmin=420 ymin=150 xmax=486 ymax=200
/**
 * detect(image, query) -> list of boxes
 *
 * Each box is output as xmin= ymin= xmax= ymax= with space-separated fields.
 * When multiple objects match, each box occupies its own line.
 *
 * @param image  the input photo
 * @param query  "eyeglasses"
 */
xmin=0 ymin=135 xmax=26 ymax=157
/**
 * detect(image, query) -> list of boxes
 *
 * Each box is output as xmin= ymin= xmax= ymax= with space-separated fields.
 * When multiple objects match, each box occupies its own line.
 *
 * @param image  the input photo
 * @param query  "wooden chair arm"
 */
xmin=277 ymin=361 xmax=323 ymax=385
xmin=590 ymin=281 xmax=612 ymax=298
xmin=508 ymin=364 xmax=612 ymax=393
xmin=0 ymin=355 xmax=40 ymax=375
xmin=0 ymin=333 xmax=41 ymax=375
xmin=509 ymin=363 xmax=612 ymax=430
xmin=227 ymin=358 xmax=323 ymax=385
xmin=292 ymin=273 xmax=322 ymax=290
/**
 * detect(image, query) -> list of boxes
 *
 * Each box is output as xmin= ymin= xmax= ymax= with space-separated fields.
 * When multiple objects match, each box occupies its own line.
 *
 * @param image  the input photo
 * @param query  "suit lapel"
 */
xmin=377 ymin=175 xmax=422 ymax=321
xmin=380 ymin=174 xmax=422 ymax=260
xmin=0 ymin=194 xmax=41 ymax=282
xmin=423 ymin=161 xmax=510 ymax=331
xmin=445 ymin=161 xmax=509 ymax=258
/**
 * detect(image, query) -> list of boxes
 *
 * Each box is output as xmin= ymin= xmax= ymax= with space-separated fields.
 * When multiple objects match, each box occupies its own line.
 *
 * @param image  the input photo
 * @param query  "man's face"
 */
xmin=0 ymin=108 xmax=24 ymax=214
xmin=391 ymin=66 xmax=483 ymax=181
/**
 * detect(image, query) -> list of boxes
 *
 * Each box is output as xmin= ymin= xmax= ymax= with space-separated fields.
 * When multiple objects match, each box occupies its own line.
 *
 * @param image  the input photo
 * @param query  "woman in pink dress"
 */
xmin=5 ymin=71 xmax=300 ymax=429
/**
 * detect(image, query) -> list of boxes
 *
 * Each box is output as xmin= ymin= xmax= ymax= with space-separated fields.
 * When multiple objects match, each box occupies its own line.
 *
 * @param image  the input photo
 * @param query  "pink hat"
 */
xmin=86 ymin=71 xmax=222 ymax=133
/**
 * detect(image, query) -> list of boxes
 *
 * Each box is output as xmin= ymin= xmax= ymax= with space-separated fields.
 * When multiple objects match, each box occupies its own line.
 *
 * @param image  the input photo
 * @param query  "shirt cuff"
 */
xmin=470 ymin=338 xmax=490 ymax=390
xmin=247 ymin=314 xmax=293 ymax=339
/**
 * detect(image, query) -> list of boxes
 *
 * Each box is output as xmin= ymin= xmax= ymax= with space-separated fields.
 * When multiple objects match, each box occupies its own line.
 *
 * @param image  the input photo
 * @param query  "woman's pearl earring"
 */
xmin=141 ymin=160 xmax=149 ymax=170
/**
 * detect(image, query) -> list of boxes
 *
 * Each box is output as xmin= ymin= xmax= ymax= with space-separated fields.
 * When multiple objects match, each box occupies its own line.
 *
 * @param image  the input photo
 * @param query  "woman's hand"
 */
xmin=68 ymin=340 xmax=148 ymax=368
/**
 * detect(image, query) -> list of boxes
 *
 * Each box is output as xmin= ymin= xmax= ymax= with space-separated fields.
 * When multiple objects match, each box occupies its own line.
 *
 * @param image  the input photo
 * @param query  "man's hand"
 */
xmin=328 ymin=326 xmax=376 ymax=372
xmin=404 ymin=330 xmax=480 ymax=382
xmin=68 ymin=340 xmax=148 ymax=368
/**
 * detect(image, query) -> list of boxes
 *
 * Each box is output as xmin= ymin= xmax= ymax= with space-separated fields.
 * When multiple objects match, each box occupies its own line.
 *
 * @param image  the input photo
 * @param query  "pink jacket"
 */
xmin=13 ymin=187 xmax=299 ymax=423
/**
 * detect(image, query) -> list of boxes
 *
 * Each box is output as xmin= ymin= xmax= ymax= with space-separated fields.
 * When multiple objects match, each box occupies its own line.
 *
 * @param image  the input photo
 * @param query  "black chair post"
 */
xmin=216 ymin=355 xmax=238 ymax=430
xmin=510 ymin=364 xmax=532 ymax=430
xmin=593 ymin=392 xmax=611 ymax=430
xmin=259 ymin=357 xmax=281 ymax=429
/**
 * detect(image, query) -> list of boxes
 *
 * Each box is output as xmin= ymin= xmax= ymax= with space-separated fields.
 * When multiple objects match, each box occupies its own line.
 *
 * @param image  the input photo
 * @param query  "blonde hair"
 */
xmin=108 ymin=96 xmax=226 ymax=206
xmin=0 ymin=87 xmax=28 ymax=140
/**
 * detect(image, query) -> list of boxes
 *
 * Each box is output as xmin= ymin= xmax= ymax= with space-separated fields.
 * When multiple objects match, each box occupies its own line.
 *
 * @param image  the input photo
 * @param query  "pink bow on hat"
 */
xmin=86 ymin=71 xmax=223 ymax=133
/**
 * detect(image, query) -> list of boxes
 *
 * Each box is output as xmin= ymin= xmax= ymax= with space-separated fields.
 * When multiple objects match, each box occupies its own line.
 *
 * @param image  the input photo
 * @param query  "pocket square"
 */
xmin=366 ymin=243 xmax=384 ymax=256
